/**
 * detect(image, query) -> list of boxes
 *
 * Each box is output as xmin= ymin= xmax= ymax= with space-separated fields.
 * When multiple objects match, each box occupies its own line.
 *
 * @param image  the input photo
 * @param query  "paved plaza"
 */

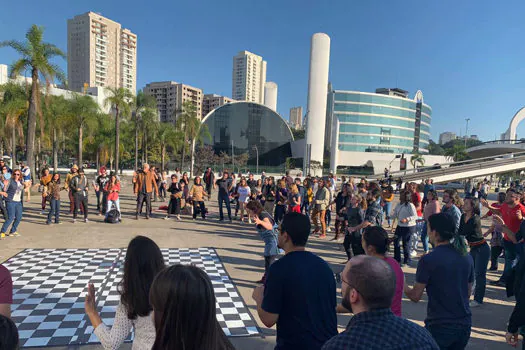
xmin=0 ymin=185 xmax=515 ymax=349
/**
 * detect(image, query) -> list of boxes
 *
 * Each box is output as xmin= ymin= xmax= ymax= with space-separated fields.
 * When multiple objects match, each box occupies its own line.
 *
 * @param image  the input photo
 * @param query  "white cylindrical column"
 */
xmin=305 ymin=33 xmax=330 ymax=176
xmin=264 ymin=82 xmax=278 ymax=111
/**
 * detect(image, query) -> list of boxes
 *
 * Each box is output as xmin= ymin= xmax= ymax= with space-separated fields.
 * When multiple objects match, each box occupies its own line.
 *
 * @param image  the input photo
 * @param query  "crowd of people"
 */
xmin=3 ymin=160 xmax=525 ymax=349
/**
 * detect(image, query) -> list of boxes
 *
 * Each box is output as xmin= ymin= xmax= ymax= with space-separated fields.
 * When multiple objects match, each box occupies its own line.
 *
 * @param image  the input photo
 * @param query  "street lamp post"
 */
xmin=252 ymin=145 xmax=259 ymax=174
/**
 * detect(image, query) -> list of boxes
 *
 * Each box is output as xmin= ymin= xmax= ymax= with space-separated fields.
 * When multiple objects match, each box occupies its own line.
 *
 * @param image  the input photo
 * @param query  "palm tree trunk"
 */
xmin=11 ymin=126 xmax=16 ymax=168
xmin=180 ymin=143 xmax=186 ymax=172
xmin=141 ymin=131 xmax=145 ymax=165
xmin=52 ymin=127 xmax=58 ymax=171
xmin=161 ymin=145 xmax=165 ymax=173
xmin=26 ymin=69 xmax=39 ymax=177
xmin=134 ymin=118 xmax=139 ymax=171
xmin=78 ymin=126 xmax=83 ymax=168
xmin=190 ymin=139 xmax=195 ymax=177
xmin=115 ymin=108 xmax=120 ymax=173
xmin=145 ymin=132 xmax=148 ymax=163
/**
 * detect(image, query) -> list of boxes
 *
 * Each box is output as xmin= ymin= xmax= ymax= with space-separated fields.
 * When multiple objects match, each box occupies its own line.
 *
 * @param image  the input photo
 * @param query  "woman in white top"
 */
xmin=236 ymin=178 xmax=251 ymax=223
xmin=85 ymin=236 xmax=165 ymax=350
xmin=392 ymin=189 xmax=418 ymax=266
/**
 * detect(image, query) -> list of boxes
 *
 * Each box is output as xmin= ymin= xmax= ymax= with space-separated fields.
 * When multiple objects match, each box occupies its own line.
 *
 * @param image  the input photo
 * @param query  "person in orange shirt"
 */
xmin=39 ymin=168 xmax=52 ymax=214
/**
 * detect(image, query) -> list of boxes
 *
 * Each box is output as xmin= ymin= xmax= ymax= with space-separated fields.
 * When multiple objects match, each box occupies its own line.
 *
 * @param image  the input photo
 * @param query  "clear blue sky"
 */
xmin=2 ymin=0 xmax=525 ymax=141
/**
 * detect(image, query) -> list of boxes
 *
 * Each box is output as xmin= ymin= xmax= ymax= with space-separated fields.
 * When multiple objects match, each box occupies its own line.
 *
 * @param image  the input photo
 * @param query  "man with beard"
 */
xmin=324 ymin=255 xmax=438 ymax=350
xmin=133 ymin=163 xmax=159 ymax=220
xmin=252 ymin=212 xmax=336 ymax=349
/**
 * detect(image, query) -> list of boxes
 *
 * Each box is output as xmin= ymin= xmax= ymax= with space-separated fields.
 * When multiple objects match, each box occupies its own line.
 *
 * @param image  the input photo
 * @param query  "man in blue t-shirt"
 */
xmin=404 ymin=212 xmax=474 ymax=349
xmin=252 ymin=212 xmax=337 ymax=349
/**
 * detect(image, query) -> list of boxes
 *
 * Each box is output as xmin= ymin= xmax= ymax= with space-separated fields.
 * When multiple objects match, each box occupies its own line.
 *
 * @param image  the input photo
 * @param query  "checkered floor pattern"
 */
xmin=4 ymin=248 xmax=259 ymax=347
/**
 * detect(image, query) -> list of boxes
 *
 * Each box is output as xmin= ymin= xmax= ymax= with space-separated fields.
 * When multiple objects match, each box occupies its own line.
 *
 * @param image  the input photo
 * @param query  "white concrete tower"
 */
xmin=264 ymin=82 xmax=278 ymax=111
xmin=305 ymin=33 xmax=330 ymax=176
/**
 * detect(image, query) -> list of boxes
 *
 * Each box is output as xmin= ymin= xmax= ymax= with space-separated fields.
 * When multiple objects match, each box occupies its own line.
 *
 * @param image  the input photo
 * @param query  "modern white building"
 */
xmin=232 ymin=51 xmax=267 ymax=104
xmin=304 ymin=33 xmax=331 ymax=176
xmin=0 ymin=63 xmax=111 ymax=112
xmin=290 ymin=106 xmax=303 ymax=129
xmin=439 ymin=132 xmax=457 ymax=145
xmin=263 ymin=82 xmax=278 ymax=111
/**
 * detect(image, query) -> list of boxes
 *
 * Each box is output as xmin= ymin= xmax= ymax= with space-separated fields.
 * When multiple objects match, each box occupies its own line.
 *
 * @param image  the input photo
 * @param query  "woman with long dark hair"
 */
xmin=150 ymin=265 xmax=235 ymax=350
xmin=392 ymin=190 xmax=418 ymax=266
xmin=188 ymin=176 xmax=208 ymax=220
xmin=343 ymin=194 xmax=367 ymax=259
xmin=104 ymin=173 xmax=122 ymax=221
xmin=422 ymin=189 xmax=441 ymax=254
xmin=44 ymin=173 xmax=62 ymax=225
xmin=459 ymin=197 xmax=490 ymax=308
xmin=165 ymin=175 xmax=182 ymax=220
xmin=85 ymin=236 xmax=165 ymax=349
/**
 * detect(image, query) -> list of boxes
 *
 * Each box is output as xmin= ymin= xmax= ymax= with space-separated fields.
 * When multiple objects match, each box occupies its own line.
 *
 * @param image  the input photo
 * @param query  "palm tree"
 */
xmin=1 ymin=24 xmax=66 ymax=176
xmin=157 ymin=123 xmax=183 ymax=172
xmin=0 ymin=82 xmax=28 ymax=166
xmin=410 ymin=153 xmax=425 ymax=172
xmin=44 ymin=95 xmax=71 ymax=170
xmin=141 ymin=108 xmax=159 ymax=164
xmin=175 ymin=101 xmax=210 ymax=176
xmin=70 ymin=95 xmax=100 ymax=167
xmin=104 ymin=87 xmax=134 ymax=173
xmin=132 ymin=90 xmax=156 ymax=170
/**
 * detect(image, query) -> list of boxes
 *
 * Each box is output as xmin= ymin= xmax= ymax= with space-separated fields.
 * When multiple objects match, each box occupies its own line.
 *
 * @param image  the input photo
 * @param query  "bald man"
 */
xmin=323 ymin=256 xmax=438 ymax=350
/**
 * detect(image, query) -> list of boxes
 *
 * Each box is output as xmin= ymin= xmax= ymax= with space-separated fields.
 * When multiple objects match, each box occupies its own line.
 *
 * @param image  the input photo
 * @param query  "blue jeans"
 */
xmin=47 ymin=198 xmax=60 ymax=224
xmin=503 ymin=239 xmax=518 ymax=282
xmin=421 ymin=221 xmax=430 ymax=253
xmin=1 ymin=201 xmax=23 ymax=233
xmin=383 ymin=201 xmax=392 ymax=226
xmin=394 ymin=226 xmax=415 ymax=264
xmin=218 ymin=194 xmax=231 ymax=220
xmin=426 ymin=323 xmax=471 ymax=350
xmin=301 ymin=202 xmax=310 ymax=217
xmin=470 ymin=242 xmax=490 ymax=303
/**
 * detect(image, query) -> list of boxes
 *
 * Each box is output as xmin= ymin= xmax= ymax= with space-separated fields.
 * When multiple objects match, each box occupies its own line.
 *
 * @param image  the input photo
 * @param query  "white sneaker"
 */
xmin=410 ymin=251 xmax=417 ymax=257
xmin=40 ymin=210 xmax=46 ymax=215
xmin=164 ymin=216 xmax=169 ymax=220
xmin=84 ymin=218 xmax=89 ymax=223
xmin=73 ymin=219 xmax=77 ymax=223
xmin=469 ymin=300 xmax=482 ymax=308
xmin=176 ymin=215 xmax=181 ymax=221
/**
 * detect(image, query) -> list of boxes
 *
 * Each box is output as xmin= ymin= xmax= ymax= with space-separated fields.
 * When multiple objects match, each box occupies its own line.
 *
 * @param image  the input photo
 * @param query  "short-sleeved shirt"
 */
xmin=0 ymin=265 xmax=13 ymax=304
xmin=500 ymin=202 xmax=525 ymax=241
xmin=262 ymin=251 xmax=337 ymax=349
xmin=256 ymin=211 xmax=275 ymax=230
xmin=384 ymin=257 xmax=403 ymax=316
xmin=215 ymin=178 xmax=232 ymax=197
xmin=416 ymin=244 xmax=474 ymax=326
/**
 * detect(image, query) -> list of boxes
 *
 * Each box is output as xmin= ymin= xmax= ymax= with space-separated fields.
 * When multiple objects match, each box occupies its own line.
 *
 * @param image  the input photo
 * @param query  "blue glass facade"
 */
xmin=330 ymin=91 xmax=431 ymax=154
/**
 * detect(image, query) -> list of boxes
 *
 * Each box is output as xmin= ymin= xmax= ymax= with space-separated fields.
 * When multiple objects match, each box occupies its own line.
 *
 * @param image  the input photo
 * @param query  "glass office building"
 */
xmin=200 ymin=102 xmax=294 ymax=167
xmin=327 ymin=88 xmax=431 ymax=154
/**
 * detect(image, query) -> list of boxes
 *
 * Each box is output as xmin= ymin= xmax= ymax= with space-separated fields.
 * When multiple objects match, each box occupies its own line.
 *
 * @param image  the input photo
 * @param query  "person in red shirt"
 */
xmin=0 ymin=265 xmax=13 ymax=318
xmin=482 ymin=188 xmax=525 ymax=286
xmin=104 ymin=173 xmax=122 ymax=222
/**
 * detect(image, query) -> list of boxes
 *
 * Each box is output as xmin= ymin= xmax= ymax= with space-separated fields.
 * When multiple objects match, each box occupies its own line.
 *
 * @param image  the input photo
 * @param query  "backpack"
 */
xmin=105 ymin=209 xmax=120 ymax=224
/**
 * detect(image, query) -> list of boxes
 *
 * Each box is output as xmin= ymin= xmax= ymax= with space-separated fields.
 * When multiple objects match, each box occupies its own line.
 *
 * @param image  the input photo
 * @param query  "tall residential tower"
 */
xmin=67 ymin=12 xmax=137 ymax=93
xmin=232 ymin=51 xmax=266 ymax=104
xmin=143 ymin=81 xmax=203 ymax=123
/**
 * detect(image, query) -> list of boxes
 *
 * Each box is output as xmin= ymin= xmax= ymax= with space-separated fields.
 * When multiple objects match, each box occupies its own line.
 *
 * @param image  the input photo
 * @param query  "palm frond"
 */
xmin=42 ymin=43 xmax=66 ymax=59
xmin=0 ymin=40 xmax=30 ymax=57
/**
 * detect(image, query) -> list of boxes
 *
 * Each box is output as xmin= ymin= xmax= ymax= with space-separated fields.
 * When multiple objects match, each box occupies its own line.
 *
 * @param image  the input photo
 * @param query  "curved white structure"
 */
xmin=503 ymin=107 xmax=525 ymax=142
xmin=305 ymin=33 xmax=331 ymax=175
xmin=264 ymin=82 xmax=278 ymax=111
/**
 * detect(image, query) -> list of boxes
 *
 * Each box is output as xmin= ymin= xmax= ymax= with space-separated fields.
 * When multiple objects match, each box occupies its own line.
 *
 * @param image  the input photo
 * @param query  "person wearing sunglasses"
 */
xmin=0 ymin=170 xmax=31 ymax=239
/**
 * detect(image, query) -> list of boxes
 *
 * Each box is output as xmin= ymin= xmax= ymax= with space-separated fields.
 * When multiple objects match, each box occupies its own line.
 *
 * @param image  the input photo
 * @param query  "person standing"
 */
xmin=262 ymin=177 xmax=276 ymax=216
xmin=343 ymin=194 xmax=367 ymax=259
xmin=236 ymin=178 xmax=251 ymax=223
xmin=442 ymin=189 xmax=462 ymax=233
xmin=285 ymin=170 xmax=294 ymax=187
xmin=312 ymin=179 xmax=330 ymax=239
xmin=165 ymin=175 xmax=182 ymax=220
xmin=325 ymin=255 xmax=438 ymax=350
xmin=247 ymin=173 xmax=257 ymax=200
xmin=203 ymin=167 xmax=215 ymax=201
xmin=347 ymin=188 xmax=383 ymax=237
xmin=392 ymin=190 xmax=418 ymax=266
xmin=482 ymin=192 xmax=506 ymax=271
xmin=39 ymin=168 xmax=52 ymax=214
xmin=422 ymin=189 xmax=441 ymax=254
xmin=64 ymin=165 xmax=79 ymax=214
xmin=405 ymin=213 xmax=473 ymax=350
xmin=104 ymin=173 xmax=122 ymax=221
xmin=71 ymin=168 xmax=89 ymax=223
xmin=94 ymin=167 xmax=108 ymax=215
xmin=0 ymin=169 xmax=30 ymax=238
xmin=333 ymin=185 xmax=350 ymax=241
xmin=302 ymin=179 xmax=313 ymax=217
xmin=252 ymin=212 xmax=337 ymax=349
xmin=287 ymin=184 xmax=302 ymax=214
xmin=188 ymin=176 xmax=208 ymax=220
xmin=44 ymin=173 xmax=62 ymax=225
xmin=215 ymin=171 xmax=233 ymax=222
xmin=274 ymin=179 xmax=288 ymax=224
xmin=458 ymin=197 xmax=490 ymax=308
xmin=382 ymin=186 xmax=394 ymax=228
xmin=20 ymin=161 xmax=31 ymax=203
xmin=133 ymin=164 xmax=159 ymax=220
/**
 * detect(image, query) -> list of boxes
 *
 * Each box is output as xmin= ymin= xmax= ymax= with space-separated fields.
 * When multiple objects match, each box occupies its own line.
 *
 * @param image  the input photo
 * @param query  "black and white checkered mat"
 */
xmin=5 ymin=248 xmax=259 ymax=347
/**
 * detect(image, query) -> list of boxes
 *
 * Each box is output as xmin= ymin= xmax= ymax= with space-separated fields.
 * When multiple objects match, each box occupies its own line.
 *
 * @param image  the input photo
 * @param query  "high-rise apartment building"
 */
xmin=232 ymin=51 xmax=266 ymax=104
xmin=202 ymin=94 xmax=235 ymax=118
xmin=439 ymin=132 xmax=457 ymax=145
xmin=290 ymin=106 xmax=303 ymax=129
xmin=67 ymin=12 xmax=137 ymax=93
xmin=143 ymin=81 xmax=203 ymax=123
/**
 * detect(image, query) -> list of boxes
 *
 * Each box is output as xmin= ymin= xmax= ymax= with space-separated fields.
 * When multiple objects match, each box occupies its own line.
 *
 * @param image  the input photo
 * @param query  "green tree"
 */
xmin=1 ymin=24 xmax=66 ymax=176
xmin=132 ymin=90 xmax=157 ymax=170
xmin=70 ymin=95 xmax=100 ymax=167
xmin=43 ymin=95 xmax=71 ymax=170
xmin=156 ymin=122 xmax=183 ymax=172
xmin=445 ymin=144 xmax=468 ymax=162
xmin=410 ymin=153 xmax=425 ymax=171
xmin=104 ymin=87 xmax=134 ymax=172
xmin=0 ymin=82 xmax=28 ymax=166
xmin=428 ymin=139 xmax=445 ymax=155
xmin=141 ymin=107 xmax=159 ymax=164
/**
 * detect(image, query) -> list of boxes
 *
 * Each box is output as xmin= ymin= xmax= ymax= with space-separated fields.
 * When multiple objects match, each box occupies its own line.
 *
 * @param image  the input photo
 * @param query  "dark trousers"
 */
xmin=264 ymin=255 xmax=277 ymax=272
xmin=490 ymin=245 xmax=503 ymax=270
xmin=0 ymin=199 xmax=6 ymax=220
xmin=343 ymin=233 xmax=365 ymax=260
xmin=167 ymin=198 xmax=181 ymax=216
xmin=218 ymin=194 xmax=231 ymax=220
xmin=470 ymin=242 xmax=490 ymax=303
xmin=206 ymin=183 xmax=213 ymax=199
xmin=301 ymin=202 xmax=310 ymax=217
xmin=136 ymin=192 xmax=152 ymax=217
xmin=41 ymin=195 xmax=47 ymax=210
xmin=73 ymin=193 xmax=88 ymax=219
xmin=325 ymin=209 xmax=331 ymax=227
xmin=68 ymin=190 xmax=75 ymax=212
xmin=502 ymin=239 xmax=518 ymax=282
xmin=47 ymin=198 xmax=60 ymax=224
xmin=95 ymin=191 xmax=107 ymax=213
xmin=95 ymin=190 xmax=101 ymax=211
xmin=394 ymin=226 xmax=415 ymax=264
xmin=192 ymin=201 xmax=206 ymax=219
xmin=426 ymin=324 xmax=471 ymax=350
xmin=274 ymin=205 xmax=286 ymax=223
xmin=159 ymin=183 xmax=166 ymax=199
